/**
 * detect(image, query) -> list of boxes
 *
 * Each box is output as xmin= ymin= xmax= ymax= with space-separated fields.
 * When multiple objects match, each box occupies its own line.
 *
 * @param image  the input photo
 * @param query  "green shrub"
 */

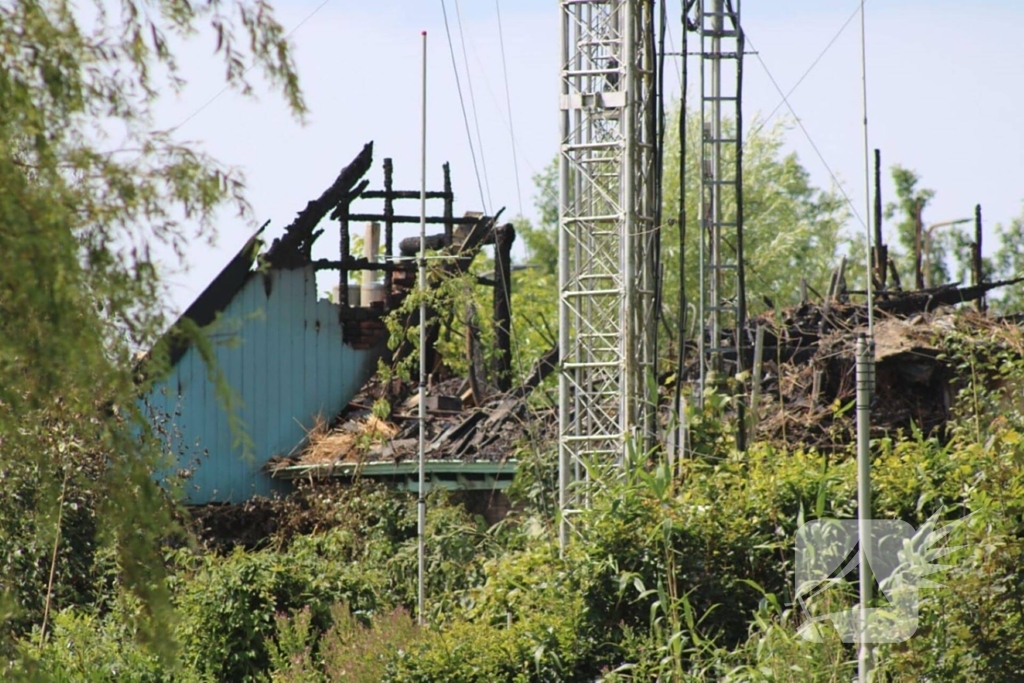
xmin=388 ymin=600 xmax=591 ymax=683
xmin=172 ymin=532 xmax=386 ymax=682
xmin=320 ymin=604 xmax=420 ymax=682
xmin=14 ymin=593 xmax=209 ymax=683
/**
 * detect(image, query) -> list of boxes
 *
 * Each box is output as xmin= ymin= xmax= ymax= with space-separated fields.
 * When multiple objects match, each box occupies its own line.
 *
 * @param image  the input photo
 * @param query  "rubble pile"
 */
xmin=738 ymin=293 xmax=1024 ymax=450
xmin=267 ymin=356 xmax=558 ymax=477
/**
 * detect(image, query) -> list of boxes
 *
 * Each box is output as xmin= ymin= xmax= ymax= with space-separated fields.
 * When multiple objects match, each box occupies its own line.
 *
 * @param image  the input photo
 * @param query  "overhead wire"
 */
xmin=445 ymin=23 xmax=542 ymax=180
xmin=170 ymin=0 xmax=335 ymax=132
xmin=444 ymin=2 xmax=535 ymax=409
xmin=452 ymin=0 xmax=494 ymax=214
xmin=744 ymin=32 xmax=867 ymax=230
xmin=490 ymin=0 xmax=531 ymax=388
xmin=440 ymin=0 xmax=490 ymax=216
xmin=746 ymin=1 xmax=863 ymax=144
xmin=494 ymin=0 xmax=524 ymax=218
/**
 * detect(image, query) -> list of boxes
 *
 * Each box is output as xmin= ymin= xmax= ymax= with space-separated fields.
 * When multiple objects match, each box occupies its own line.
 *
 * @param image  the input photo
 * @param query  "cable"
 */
xmin=453 ymin=0 xmax=493 ymax=215
xmin=744 ymin=33 xmax=867 ymax=230
xmin=494 ymin=0 xmax=524 ymax=219
xmin=440 ymin=0 xmax=489 ymax=216
xmin=747 ymin=2 xmax=862 ymax=144
xmin=170 ymin=0 xmax=334 ymax=132
xmin=664 ymin=8 xmax=682 ymax=89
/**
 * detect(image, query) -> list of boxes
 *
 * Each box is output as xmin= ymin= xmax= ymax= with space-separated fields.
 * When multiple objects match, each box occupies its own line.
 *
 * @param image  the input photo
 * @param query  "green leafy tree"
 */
xmin=0 ymin=0 xmax=303 ymax=671
xmin=884 ymin=165 xmax=957 ymax=289
xmin=511 ymin=111 xmax=848 ymax=376
xmin=661 ymin=111 xmax=846 ymax=327
xmin=990 ymin=202 xmax=1024 ymax=313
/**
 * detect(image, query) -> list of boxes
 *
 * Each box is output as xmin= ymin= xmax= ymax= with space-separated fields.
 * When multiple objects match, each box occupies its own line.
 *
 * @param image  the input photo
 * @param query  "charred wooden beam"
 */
xmin=974 ymin=204 xmax=986 ymax=314
xmin=873 ymin=148 xmax=886 ymax=289
xmin=875 ymin=277 xmax=1024 ymax=315
xmin=311 ymin=258 xmax=413 ymax=273
xmin=348 ymin=214 xmax=478 ymax=225
xmin=264 ymin=142 xmax=373 ymax=269
xmin=398 ymin=233 xmax=450 ymax=256
xmin=510 ymin=345 xmax=559 ymax=399
xmin=383 ymin=158 xmax=395 ymax=308
xmin=493 ymin=223 xmax=516 ymax=391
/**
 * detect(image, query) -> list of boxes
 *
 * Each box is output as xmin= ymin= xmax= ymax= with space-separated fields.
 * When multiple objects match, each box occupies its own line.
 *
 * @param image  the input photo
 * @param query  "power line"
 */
xmin=747 ymin=2 xmax=863 ymax=143
xmin=440 ymin=0 xmax=489 ymax=216
xmin=494 ymin=0 xmax=524 ymax=218
xmin=745 ymin=33 xmax=867 ymax=230
xmin=170 ymin=0 xmax=334 ymax=132
xmin=453 ymin=0 xmax=493 ymax=214
xmin=442 ymin=14 xmax=541 ymax=180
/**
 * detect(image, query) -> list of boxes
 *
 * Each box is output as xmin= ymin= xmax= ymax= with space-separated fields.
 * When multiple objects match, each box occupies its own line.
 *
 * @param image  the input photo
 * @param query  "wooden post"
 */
xmin=873 ymin=148 xmax=887 ymax=289
xmin=493 ymin=223 xmax=515 ymax=391
xmin=975 ymin=204 xmax=986 ymax=314
xmin=443 ymin=162 xmax=454 ymax=246
xmin=914 ymin=201 xmax=925 ymax=290
xmin=749 ymin=324 xmax=765 ymax=443
xmin=339 ymin=197 xmax=351 ymax=311
xmin=383 ymin=158 xmax=395 ymax=307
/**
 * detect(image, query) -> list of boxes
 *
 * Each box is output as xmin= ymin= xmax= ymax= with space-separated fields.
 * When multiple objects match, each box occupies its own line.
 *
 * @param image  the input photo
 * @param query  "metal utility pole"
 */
xmin=558 ymin=0 xmax=657 ymax=548
xmin=416 ymin=29 xmax=428 ymax=625
xmin=688 ymin=0 xmax=746 ymax=443
xmin=855 ymin=333 xmax=874 ymax=682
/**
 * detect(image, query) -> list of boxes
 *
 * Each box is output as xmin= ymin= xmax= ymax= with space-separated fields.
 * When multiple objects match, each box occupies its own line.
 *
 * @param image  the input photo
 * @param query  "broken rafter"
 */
xmin=264 ymin=142 xmax=374 ymax=269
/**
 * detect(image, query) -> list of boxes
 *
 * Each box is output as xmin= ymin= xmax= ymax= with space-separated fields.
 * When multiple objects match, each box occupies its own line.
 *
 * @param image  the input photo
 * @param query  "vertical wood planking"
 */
xmin=144 ymin=265 xmax=379 ymax=503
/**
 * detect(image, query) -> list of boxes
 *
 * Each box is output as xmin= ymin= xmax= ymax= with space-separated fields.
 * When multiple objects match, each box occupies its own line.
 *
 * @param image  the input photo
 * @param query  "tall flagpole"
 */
xmin=417 ymin=29 xmax=428 ymax=627
xmin=857 ymin=3 xmax=875 ymax=680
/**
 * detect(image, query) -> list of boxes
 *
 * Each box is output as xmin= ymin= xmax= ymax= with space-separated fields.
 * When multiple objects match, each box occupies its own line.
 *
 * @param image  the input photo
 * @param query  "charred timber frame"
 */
xmin=330 ymin=159 xmax=458 ymax=318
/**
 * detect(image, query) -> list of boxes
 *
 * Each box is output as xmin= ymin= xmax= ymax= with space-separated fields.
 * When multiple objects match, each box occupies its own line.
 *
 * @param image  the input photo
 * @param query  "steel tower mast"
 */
xmin=558 ymin=0 xmax=657 ymax=546
xmin=689 ymin=0 xmax=746 ymax=432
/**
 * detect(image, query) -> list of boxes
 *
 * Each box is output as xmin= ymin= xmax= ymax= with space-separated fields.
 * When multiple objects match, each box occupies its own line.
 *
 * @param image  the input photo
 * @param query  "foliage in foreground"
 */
xmin=0 ymin=0 xmax=305 ymax=674
xmin=11 ymin=318 xmax=1024 ymax=681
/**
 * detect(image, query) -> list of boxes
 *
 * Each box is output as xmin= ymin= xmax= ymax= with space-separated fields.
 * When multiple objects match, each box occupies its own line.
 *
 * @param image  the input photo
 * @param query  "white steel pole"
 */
xmin=557 ymin=2 xmax=571 ymax=553
xmin=855 ymin=333 xmax=874 ymax=682
xmin=417 ymin=29 xmax=428 ymax=626
xmin=858 ymin=5 xmax=875 ymax=677
xmin=860 ymin=1 xmax=874 ymax=337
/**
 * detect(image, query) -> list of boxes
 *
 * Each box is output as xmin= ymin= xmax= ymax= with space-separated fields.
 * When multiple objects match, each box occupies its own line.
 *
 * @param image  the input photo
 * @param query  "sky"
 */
xmin=154 ymin=0 xmax=1024 ymax=314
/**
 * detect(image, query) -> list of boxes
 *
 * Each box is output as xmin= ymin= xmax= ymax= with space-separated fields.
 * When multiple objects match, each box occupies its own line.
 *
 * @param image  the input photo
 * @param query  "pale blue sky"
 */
xmin=155 ymin=1 xmax=1024 ymax=312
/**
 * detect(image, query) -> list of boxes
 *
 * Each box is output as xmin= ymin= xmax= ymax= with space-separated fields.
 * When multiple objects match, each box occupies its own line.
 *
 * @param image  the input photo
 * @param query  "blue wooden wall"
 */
xmin=147 ymin=265 xmax=378 ymax=503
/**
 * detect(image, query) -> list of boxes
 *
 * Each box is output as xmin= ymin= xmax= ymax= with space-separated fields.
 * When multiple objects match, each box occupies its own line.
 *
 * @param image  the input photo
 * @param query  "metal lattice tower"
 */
xmin=692 ymin=0 xmax=746 ymax=414
xmin=558 ymin=0 xmax=657 ymax=546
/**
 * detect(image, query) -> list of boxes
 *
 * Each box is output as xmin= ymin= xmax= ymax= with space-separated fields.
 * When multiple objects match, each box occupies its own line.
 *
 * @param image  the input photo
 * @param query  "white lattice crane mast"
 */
xmin=557 ymin=0 xmax=658 ymax=546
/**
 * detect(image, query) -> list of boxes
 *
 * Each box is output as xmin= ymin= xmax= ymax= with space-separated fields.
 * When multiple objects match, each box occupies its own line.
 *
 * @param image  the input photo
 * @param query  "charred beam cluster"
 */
xmin=263 ymin=143 xmax=517 ymax=379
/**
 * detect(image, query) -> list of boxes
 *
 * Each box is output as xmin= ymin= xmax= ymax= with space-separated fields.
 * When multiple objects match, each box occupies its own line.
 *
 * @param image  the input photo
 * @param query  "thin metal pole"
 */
xmin=557 ymin=3 xmax=571 ymax=553
xmin=860 ymin=1 xmax=874 ymax=335
xmin=710 ymin=0 xmax=722 ymax=375
xmin=857 ymin=29 xmax=875 ymax=678
xmin=622 ymin=0 xmax=637 ymax=453
xmin=855 ymin=333 xmax=874 ymax=682
xmin=417 ymin=29 xmax=428 ymax=626
xmin=696 ymin=1 xmax=706 ymax=402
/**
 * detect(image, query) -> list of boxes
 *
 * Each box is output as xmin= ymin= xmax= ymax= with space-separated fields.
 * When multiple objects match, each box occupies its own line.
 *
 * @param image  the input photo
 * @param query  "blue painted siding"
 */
xmin=148 ymin=266 xmax=378 ymax=503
